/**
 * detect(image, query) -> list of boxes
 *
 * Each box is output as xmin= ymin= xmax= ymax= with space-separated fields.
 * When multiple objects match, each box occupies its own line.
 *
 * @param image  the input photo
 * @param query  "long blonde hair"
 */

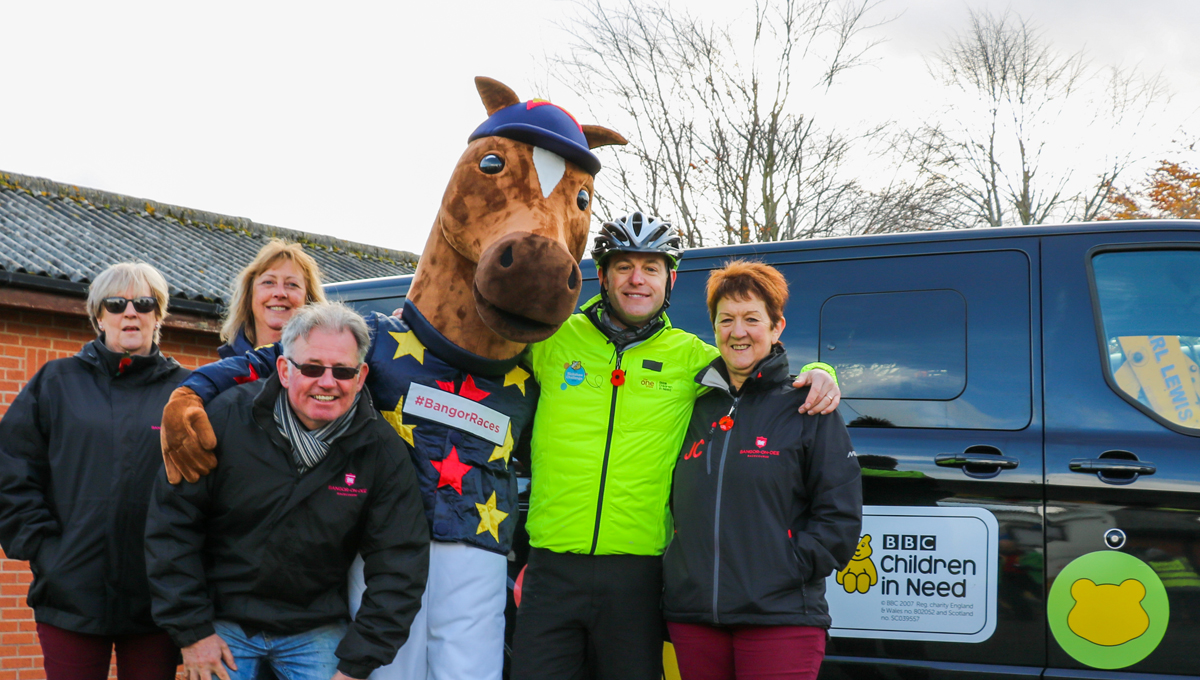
xmin=221 ymin=239 xmax=326 ymax=346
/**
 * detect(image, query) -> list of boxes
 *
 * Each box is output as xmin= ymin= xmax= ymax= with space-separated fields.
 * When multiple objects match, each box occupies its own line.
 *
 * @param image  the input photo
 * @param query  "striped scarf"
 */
xmin=273 ymin=390 xmax=362 ymax=473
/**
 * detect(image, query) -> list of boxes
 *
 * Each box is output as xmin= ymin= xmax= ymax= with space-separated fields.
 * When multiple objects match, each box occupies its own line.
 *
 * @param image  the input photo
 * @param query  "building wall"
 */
xmin=0 ymin=305 xmax=222 ymax=679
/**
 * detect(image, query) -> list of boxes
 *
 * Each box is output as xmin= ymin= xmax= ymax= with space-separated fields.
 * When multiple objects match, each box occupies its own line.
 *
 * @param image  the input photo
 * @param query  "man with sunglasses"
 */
xmin=145 ymin=303 xmax=430 ymax=680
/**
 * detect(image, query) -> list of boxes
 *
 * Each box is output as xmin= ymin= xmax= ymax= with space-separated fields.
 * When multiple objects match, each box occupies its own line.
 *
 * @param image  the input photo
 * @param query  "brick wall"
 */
xmin=0 ymin=304 xmax=221 ymax=679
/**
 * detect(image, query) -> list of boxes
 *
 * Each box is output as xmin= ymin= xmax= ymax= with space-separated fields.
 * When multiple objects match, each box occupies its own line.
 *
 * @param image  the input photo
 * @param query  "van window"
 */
xmin=820 ymin=290 xmax=966 ymax=400
xmin=1092 ymin=249 xmax=1200 ymax=431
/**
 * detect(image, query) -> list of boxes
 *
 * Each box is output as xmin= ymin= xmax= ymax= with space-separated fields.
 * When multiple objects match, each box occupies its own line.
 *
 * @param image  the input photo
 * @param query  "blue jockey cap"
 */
xmin=469 ymin=100 xmax=602 ymax=176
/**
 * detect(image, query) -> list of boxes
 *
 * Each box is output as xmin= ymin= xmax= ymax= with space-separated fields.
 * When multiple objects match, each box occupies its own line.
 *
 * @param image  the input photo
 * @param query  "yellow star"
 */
xmin=503 ymin=366 xmax=531 ymax=396
xmin=475 ymin=491 xmax=509 ymax=542
xmin=390 ymin=331 xmax=425 ymax=364
xmin=381 ymin=396 xmax=416 ymax=447
xmin=488 ymin=424 xmax=514 ymax=468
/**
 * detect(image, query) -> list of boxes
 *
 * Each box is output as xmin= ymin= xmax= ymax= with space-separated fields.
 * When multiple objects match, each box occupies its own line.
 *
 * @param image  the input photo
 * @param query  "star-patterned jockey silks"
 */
xmin=430 ymin=446 xmax=473 ymax=495
xmin=381 ymin=396 xmax=416 ymax=447
xmin=436 ymin=375 xmax=491 ymax=402
xmin=503 ymin=366 xmax=531 ymax=396
xmin=475 ymin=491 xmax=509 ymax=542
xmin=488 ymin=424 xmax=514 ymax=468
xmin=390 ymin=330 xmax=426 ymax=364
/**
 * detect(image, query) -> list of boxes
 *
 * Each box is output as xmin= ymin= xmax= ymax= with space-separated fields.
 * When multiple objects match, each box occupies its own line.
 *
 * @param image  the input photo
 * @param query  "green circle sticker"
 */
xmin=1047 ymin=551 xmax=1169 ymax=669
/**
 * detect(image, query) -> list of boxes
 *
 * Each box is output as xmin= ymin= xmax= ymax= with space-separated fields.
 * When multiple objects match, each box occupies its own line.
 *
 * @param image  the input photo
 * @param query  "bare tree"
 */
xmin=551 ymin=0 xmax=887 ymax=246
xmin=902 ymin=8 xmax=1169 ymax=227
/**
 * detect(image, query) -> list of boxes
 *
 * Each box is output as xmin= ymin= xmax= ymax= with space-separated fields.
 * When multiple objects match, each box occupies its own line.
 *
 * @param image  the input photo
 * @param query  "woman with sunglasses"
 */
xmin=219 ymin=239 xmax=326 ymax=358
xmin=0 ymin=262 xmax=190 ymax=680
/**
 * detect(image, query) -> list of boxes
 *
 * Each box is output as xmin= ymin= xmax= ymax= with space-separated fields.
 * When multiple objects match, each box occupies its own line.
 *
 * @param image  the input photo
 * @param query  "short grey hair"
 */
xmin=86 ymin=262 xmax=171 ymax=341
xmin=280 ymin=302 xmax=371 ymax=364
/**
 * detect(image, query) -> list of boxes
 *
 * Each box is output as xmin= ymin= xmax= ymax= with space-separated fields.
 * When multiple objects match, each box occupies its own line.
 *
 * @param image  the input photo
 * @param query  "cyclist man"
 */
xmin=510 ymin=212 xmax=841 ymax=680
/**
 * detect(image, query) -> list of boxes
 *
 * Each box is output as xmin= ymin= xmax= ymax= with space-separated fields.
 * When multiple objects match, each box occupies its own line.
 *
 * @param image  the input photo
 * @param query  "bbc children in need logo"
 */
xmin=837 ymin=532 xmax=979 ymax=599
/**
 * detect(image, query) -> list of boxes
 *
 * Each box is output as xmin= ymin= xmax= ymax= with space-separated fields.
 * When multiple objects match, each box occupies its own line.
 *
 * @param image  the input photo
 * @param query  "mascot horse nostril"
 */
xmin=568 ymin=269 xmax=579 ymax=290
xmin=500 ymin=245 xmax=514 ymax=268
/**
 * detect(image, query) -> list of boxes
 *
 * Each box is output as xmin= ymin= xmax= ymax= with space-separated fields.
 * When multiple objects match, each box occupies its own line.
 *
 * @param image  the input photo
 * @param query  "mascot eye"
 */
xmin=479 ymin=154 xmax=505 ymax=174
xmin=577 ymin=189 xmax=591 ymax=211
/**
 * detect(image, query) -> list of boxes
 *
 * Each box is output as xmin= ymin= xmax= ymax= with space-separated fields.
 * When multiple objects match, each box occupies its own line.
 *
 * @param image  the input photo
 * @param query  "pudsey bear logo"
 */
xmin=836 ymin=534 xmax=878 ymax=594
xmin=1067 ymin=579 xmax=1149 ymax=646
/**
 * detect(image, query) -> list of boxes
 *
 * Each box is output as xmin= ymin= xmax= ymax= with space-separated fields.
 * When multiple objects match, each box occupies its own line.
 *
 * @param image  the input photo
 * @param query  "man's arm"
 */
xmin=0 ymin=368 xmax=60 ymax=561
xmin=145 ymin=461 xmax=222 ymax=650
xmin=146 ymin=463 xmax=241 ymax=680
xmin=335 ymin=435 xmax=431 ymax=680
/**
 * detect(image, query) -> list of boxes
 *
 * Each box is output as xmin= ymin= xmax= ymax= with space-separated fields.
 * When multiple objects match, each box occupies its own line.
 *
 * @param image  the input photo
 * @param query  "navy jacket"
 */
xmin=664 ymin=346 xmax=862 ymax=627
xmin=182 ymin=301 xmax=537 ymax=554
xmin=216 ymin=327 xmax=255 ymax=359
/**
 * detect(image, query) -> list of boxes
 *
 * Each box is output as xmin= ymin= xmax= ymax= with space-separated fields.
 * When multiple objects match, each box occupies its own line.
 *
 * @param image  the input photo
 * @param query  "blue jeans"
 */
xmin=213 ymin=620 xmax=347 ymax=680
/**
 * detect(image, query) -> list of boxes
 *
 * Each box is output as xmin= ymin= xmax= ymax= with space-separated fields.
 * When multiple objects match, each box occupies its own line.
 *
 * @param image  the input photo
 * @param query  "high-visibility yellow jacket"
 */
xmin=525 ymin=295 xmax=833 ymax=556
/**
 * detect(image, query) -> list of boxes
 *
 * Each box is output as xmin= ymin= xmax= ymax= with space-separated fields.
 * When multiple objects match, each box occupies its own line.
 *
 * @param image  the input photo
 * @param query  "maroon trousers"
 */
xmin=37 ymin=623 xmax=178 ymax=680
xmin=667 ymin=622 xmax=826 ymax=680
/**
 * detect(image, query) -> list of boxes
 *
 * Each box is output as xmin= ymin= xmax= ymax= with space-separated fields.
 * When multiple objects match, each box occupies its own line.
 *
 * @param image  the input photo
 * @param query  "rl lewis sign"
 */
xmin=826 ymin=505 xmax=999 ymax=643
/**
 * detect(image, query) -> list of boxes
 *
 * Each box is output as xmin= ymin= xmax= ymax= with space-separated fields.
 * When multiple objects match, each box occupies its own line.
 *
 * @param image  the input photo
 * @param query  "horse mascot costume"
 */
xmin=161 ymin=76 xmax=625 ymax=680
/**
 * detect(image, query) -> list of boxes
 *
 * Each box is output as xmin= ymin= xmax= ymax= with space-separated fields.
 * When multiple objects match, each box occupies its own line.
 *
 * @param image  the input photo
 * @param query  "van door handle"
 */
xmin=1069 ymin=450 xmax=1154 ymax=485
xmin=935 ymin=453 xmax=1021 ymax=469
xmin=1069 ymin=459 xmax=1156 ymax=475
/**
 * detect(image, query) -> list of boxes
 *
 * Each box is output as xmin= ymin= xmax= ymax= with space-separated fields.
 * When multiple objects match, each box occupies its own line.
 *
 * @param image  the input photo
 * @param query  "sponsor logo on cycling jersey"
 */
xmin=562 ymin=361 xmax=586 ymax=390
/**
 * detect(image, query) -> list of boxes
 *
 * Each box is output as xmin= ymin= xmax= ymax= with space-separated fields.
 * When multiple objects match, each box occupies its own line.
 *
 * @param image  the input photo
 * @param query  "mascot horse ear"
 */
xmin=476 ymin=76 xmax=521 ymax=116
xmin=583 ymin=125 xmax=628 ymax=148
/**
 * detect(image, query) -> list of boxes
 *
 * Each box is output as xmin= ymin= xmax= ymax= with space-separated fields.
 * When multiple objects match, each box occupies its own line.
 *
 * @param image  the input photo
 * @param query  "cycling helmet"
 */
xmin=592 ymin=212 xmax=684 ymax=269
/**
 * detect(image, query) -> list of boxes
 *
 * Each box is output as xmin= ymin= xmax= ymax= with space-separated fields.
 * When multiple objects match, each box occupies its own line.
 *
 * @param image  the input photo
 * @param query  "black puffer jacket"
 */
xmin=663 ymin=345 xmax=862 ymax=628
xmin=145 ymin=375 xmax=430 ymax=680
xmin=0 ymin=339 xmax=189 ymax=635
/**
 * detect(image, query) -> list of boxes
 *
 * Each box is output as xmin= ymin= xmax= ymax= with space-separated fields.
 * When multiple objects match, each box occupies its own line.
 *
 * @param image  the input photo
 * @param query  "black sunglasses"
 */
xmin=102 ymin=296 xmax=158 ymax=315
xmin=287 ymin=358 xmax=361 ymax=380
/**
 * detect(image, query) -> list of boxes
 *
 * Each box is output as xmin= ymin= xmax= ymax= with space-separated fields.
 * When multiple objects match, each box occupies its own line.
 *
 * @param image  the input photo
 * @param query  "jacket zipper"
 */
xmin=589 ymin=351 xmax=623 ymax=555
xmin=711 ymin=396 xmax=739 ymax=624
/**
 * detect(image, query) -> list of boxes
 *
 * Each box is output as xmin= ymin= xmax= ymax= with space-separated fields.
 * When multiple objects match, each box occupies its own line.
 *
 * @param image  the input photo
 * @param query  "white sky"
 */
xmin=3 ymin=0 xmax=1198 ymax=256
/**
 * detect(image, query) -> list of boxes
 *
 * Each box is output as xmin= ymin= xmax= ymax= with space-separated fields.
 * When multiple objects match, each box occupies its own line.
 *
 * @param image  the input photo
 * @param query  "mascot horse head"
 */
xmin=407 ymin=77 xmax=626 ymax=360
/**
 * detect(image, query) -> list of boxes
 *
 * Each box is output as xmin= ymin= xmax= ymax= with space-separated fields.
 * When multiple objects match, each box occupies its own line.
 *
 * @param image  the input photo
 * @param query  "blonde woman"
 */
xmin=219 ymin=239 xmax=325 ymax=358
xmin=0 ymin=262 xmax=191 ymax=680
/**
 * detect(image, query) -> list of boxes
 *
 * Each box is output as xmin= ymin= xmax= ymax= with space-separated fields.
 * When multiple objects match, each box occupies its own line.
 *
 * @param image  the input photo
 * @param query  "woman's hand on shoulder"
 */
xmin=794 ymin=369 xmax=840 ymax=415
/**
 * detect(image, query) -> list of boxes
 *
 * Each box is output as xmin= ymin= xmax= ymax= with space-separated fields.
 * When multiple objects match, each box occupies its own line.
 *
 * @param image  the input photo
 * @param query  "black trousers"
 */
xmin=511 ymin=547 xmax=665 ymax=680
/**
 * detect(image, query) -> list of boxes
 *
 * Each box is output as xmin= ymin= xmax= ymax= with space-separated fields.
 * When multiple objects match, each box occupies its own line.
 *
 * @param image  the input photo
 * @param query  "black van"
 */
xmin=326 ymin=220 xmax=1200 ymax=680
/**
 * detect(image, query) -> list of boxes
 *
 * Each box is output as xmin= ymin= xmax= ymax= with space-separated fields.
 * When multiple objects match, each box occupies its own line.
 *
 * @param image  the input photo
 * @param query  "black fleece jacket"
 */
xmin=145 ymin=375 xmax=430 ymax=679
xmin=0 ymin=339 xmax=189 ymax=635
xmin=664 ymin=345 xmax=862 ymax=628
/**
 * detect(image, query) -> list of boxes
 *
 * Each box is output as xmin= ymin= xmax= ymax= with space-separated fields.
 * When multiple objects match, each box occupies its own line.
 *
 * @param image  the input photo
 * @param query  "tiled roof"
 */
xmin=0 ymin=170 xmax=418 ymax=309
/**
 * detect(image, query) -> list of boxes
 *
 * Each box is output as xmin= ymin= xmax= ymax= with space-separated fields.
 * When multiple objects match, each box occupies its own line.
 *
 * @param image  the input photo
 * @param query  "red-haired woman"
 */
xmin=663 ymin=260 xmax=862 ymax=680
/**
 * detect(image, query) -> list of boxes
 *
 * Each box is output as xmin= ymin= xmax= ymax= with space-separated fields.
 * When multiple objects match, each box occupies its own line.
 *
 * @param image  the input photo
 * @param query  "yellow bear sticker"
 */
xmin=836 ymin=534 xmax=878 ymax=594
xmin=1067 ymin=579 xmax=1149 ymax=646
xmin=1048 ymin=551 xmax=1169 ymax=670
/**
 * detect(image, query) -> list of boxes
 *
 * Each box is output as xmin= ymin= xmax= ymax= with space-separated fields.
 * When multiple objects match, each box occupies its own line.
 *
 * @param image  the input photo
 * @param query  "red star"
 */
xmin=233 ymin=364 xmax=259 ymax=385
xmin=459 ymin=375 xmax=490 ymax=402
xmin=434 ymin=376 xmax=491 ymax=402
xmin=430 ymin=446 xmax=473 ymax=495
